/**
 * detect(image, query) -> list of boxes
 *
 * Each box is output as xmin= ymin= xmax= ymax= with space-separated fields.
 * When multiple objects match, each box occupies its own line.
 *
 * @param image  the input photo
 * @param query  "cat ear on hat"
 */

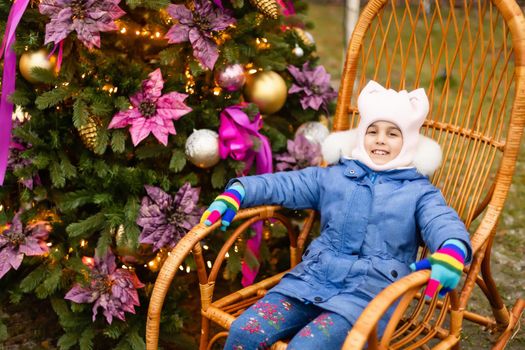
xmin=361 ymin=80 xmax=386 ymax=95
xmin=358 ymin=80 xmax=386 ymax=116
xmin=408 ymin=88 xmax=430 ymax=121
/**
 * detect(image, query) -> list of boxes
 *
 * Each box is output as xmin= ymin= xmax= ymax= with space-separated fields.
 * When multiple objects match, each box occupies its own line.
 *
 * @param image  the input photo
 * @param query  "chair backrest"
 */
xmin=333 ymin=0 xmax=525 ymax=232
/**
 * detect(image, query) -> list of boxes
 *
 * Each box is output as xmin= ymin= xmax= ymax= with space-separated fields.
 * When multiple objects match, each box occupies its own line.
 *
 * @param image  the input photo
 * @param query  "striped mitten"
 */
xmin=201 ymin=182 xmax=245 ymax=231
xmin=410 ymin=239 xmax=466 ymax=299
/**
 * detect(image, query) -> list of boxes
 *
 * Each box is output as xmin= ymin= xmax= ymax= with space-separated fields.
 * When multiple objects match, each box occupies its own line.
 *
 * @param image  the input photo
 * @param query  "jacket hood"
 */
xmin=321 ymin=129 xmax=443 ymax=177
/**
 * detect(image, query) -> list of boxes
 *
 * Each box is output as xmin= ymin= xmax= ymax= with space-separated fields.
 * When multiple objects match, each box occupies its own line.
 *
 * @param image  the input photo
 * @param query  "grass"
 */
xmin=306 ymin=1 xmax=524 ymax=348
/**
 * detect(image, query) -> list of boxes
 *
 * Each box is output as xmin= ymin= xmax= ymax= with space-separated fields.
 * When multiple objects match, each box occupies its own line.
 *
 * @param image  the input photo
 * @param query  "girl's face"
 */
xmin=364 ymin=121 xmax=403 ymax=165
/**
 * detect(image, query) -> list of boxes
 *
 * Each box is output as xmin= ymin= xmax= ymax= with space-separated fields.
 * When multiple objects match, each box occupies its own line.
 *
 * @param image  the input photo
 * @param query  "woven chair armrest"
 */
xmin=342 ymin=270 xmax=431 ymax=350
xmin=146 ymin=205 xmax=283 ymax=350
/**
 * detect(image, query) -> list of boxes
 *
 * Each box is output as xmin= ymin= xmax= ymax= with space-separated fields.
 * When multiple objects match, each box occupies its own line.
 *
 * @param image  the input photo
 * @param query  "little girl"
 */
xmin=201 ymin=81 xmax=472 ymax=349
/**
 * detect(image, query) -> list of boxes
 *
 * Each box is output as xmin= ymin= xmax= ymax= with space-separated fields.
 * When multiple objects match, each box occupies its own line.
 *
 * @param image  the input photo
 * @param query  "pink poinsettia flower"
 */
xmin=0 ymin=212 xmax=51 ymax=279
xmin=39 ymin=0 xmax=126 ymax=49
xmin=108 ymin=69 xmax=192 ymax=146
xmin=65 ymin=249 xmax=144 ymax=324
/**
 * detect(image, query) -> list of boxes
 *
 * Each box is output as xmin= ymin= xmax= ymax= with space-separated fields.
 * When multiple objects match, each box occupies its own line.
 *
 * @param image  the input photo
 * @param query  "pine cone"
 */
xmin=293 ymin=27 xmax=315 ymax=47
xmin=250 ymin=0 xmax=279 ymax=19
xmin=77 ymin=116 xmax=102 ymax=152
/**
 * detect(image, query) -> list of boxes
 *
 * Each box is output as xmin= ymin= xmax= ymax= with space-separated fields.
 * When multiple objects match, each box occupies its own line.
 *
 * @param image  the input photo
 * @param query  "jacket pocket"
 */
xmin=362 ymin=257 xmax=411 ymax=297
xmin=287 ymin=245 xmax=323 ymax=282
xmin=370 ymin=257 xmax=411 ymax=283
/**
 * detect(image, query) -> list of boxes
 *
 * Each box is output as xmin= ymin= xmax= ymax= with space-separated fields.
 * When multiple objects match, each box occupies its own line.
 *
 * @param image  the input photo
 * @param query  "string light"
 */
xmin=206 ymin=260 xmax=212 ymax=268
xmin=256 ymin=37 xmax=270 ymax=50
xmin=102 ymin=84 xmax=118 ymax=95
xmin=185 ymin=266 xmax=190 ymax=273
xmin=80 ymin=239 xmax=88 ymax=248
xmin=245 ymin=63 xmax=259 ymax=75
xmin=203 ymin=245 xmax=209 ymax=250
xmin=184 ymin=65 xmax=195 ymax=94
xmin=225 ymin=252 xmax=230 ymax=258
xmin=212 ymin=87 xmax=222 ymax=96
xmin=179 ymin=265 xmax=184 ymax=271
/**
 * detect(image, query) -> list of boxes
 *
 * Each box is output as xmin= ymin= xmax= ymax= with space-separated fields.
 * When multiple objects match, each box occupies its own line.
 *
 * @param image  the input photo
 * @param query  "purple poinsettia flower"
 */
xmin=165 ymin=0 xmax=236 ymax=70
xmin=275 ymin=134 xmax=322 ymax=171
xmin=108 ymin=69 xmax=192 ymax=146
xmin=65 ymin=249 xmax=144 ymax=324
xmin=39 ymin=0 xmax=126 ymax=49
xmin=137 ymin=183 xmax=202 ymax=252
xmin=0 ymin=212 xmax=51 ymax=279
xmin=287 ymin=62 xmax=338 ymax=112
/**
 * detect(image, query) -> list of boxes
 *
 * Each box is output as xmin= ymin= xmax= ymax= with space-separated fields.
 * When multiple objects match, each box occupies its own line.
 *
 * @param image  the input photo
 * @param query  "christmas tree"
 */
xmin=0 ymin=0 xmax=336 ymax=348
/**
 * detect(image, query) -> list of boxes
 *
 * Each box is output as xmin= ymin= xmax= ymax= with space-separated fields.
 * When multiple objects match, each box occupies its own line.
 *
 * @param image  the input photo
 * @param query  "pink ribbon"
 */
xmin=0 ymin=0 xmax=31 ymax=185
xmin=276 ymin=0 xmax=296 ymax=16
xmin=241 ymin=220 xmax=264 ymax=286
xmin=218 ymin=104 xmax=272 ymax=175
xmin=218 ymin=104 xmax=273 ymax=286
xmin=48 ymin=40 xmax=64 ymax=72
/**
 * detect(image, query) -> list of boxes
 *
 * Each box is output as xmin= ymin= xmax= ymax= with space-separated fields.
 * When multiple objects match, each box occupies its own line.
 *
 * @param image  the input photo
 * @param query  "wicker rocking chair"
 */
xmin=146 ymin=0 xmax=525 ymax=348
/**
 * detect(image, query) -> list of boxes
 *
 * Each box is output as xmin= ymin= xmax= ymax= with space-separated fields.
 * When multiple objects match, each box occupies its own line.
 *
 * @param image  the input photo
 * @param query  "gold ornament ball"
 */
xmin=19 ymin=49 xmax=56 ymax=83
xmin=244 ymin=71 xmax=288 ymax=115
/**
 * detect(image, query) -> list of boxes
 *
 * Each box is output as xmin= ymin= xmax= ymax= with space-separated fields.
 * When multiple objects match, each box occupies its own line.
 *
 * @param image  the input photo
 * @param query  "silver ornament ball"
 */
xmin=295 ymin=122 xmax=329 ymax=144
xmin=292 ymin=45 xmax=304 ymax=57
xmin=185 ymin=129 xmax=220 ymax=168
xmin=215 ymin=64 xmax=246 ymax=92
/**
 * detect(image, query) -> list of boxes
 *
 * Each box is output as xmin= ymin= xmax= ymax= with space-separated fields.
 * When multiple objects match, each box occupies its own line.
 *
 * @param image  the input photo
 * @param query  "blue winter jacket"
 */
xmin=231 ymin=159 xmax=472 ymax=328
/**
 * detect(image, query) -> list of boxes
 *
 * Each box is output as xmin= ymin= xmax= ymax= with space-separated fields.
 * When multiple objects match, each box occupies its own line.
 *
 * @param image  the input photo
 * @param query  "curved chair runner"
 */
xmin=147 ymin=0 xmax=525 ymax=348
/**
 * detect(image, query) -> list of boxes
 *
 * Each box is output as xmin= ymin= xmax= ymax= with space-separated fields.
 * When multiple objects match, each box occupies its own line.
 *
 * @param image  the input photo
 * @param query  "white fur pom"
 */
xmin=321 ymin=129 xmax=358 ymax=164
xmin=412 ymin=136 xmax=442 ymax=176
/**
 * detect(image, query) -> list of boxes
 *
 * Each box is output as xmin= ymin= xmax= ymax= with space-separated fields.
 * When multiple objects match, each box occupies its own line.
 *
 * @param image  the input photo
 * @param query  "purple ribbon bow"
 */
xmin=0 ymin=0 xmax=31 ymax=185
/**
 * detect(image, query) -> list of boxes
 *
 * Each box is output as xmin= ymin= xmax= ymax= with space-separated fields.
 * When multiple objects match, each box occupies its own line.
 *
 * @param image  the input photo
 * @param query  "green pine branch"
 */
xmin=66 ymin=212 xmax=106 ymax=239
xmin=35 ymin=86 xmax=71 ymax=110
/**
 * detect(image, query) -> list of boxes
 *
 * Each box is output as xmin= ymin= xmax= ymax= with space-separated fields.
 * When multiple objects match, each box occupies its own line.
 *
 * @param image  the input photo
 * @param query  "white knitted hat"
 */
xmin=351 ymin=80 xmax=430 ymax=171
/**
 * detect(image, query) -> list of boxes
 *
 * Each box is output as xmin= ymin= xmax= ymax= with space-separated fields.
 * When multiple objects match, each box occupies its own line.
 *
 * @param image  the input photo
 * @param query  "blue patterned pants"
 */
xmin=223 ymin=292 xmax=353 ymax=350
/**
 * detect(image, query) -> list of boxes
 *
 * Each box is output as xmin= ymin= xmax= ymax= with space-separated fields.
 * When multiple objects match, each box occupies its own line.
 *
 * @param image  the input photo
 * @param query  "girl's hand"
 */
xmin=410 ymin=239 xmax=466 ymax=299
xmin=200 ymin=182 xmax=245 ymax=231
